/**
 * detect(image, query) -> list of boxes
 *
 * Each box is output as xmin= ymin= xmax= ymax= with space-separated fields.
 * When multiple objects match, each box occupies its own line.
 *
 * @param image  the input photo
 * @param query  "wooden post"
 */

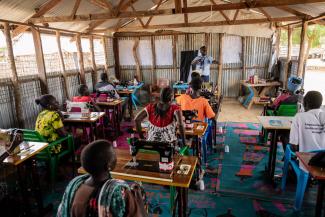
xmin=297 ymin=20 xmax=308 ymax=77
xmin=217 ymin=33 xmax=224 ymax=96
xmin=3 ymin=22 xmax=24 ymax=127
xmin=283 ymin=26 xmax=292 ymax=88
xmin=102 ymin=36 xmax=109 ymax=75
xmin=113 ymin=37 xmax=120 ymax=79
xmin=56 ymin=30 xmax=70 ymax=99
xmin=133 ymin=37 xmax=141 ymax=81
xmin=151 ymin=36 xmax=156 ymax=84
xmin=76 ymin=33 xmax=86 ymax=84
xmin=205 ymin=33 xmax=210 ymax=54
xmin=31 ymin=26 xmax=48 ymax=94
xmin=89 ymin=35 xmax=97 ymax=86
xmin=242 ymin=36 xmax=246 ymax=80
xmin=172 ymin=35 xmax=177 ymax=80
xmin=275 ymin=27 xmax=281 ymax=61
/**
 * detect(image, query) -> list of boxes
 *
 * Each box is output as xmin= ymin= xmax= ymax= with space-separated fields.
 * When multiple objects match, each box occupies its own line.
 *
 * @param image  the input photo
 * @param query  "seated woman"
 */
xmin=72 ymin=84 xmax=101 ymax=112
xmin=57 ymin=140 xmax=146 ymax=217
xmin=35 ymin=94 xmax=68 ymax=143
xmin=135 ymin=87 xmax=185 ymax=145
xmin=176 ymin=76 xmax=215 ymax=122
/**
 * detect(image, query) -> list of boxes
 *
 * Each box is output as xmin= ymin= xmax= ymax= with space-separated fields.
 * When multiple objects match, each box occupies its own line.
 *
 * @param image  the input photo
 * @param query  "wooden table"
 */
xmin=257 ymin=116 xmax=293 ymax=181
xmin=240 ymin=80 xmax=281 ymax=109
xmin=117 ymin=89 xmax=134 ymax=118
xmin=78 ymin=149 xmax=197 ymax=217
xmin=63 ymin=112 xmax=105 ymax=142
xmin=297 ymin=152 xmax=325 ymax=217
xmin=3 ymin=141 xmax=48 ymax=165
xmin=3 ymin=142 xmax=48 ymax=216
xmin=97 ymin=99 xmax=124 ymax=138
xmin=137 ymin=121 xmax=207 ymax=182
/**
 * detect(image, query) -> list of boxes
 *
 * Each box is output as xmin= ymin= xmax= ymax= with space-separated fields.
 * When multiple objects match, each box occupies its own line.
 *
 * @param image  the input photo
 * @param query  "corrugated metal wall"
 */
xmin=244 ymin=36 xmax=271 ymax=79
xmin=117 ymin=33 xmax=272 ymax=97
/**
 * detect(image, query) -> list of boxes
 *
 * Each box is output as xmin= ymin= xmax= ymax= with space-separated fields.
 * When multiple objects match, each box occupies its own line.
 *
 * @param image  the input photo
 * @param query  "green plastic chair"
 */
xmin=20 ymin=129 xmax=75 ymax=187
xmin=266 ymin=104 xmax=298 ymax=117
xmin=264 ymin=104 xmax=298 ymax=142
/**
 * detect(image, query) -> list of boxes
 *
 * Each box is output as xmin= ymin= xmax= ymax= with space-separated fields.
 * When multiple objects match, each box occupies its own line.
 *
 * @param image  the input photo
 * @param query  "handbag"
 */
xmin=308 ymin=152 xmax=325 ymax=168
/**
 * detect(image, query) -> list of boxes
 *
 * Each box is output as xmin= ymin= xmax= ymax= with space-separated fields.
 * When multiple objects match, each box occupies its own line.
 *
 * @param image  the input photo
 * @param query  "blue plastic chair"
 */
xmin=131 ymin=82 xmax=144 ymax=110
xmin=281 ymin=145 xmax=325 ymax=210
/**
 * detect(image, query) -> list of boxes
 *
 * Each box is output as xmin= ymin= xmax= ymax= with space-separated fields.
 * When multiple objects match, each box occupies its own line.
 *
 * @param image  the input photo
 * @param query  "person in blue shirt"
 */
xmin=191 ymin=46 xmax=218 ymax=82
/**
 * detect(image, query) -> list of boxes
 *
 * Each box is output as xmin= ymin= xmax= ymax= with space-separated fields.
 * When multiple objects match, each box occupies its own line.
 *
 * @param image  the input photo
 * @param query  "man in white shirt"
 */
xmin=191 ymin=46 xmax=218 ymax=82
xmin=289 ymin=91 xmax=325 ymax=154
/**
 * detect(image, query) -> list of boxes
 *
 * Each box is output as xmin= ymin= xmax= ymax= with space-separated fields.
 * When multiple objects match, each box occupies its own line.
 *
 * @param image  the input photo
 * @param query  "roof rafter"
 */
xmin=92 ymin=16 xmax=300 ymax=33
xmin=183 ymin=0 xmax=188 ymax=25
xmin=210 ymin=0 xmax=230 ymax=23
xmin=70 ymin=0 xmax=82 ymax=18
xmin=84 ymin=0 xmax=138 ymax=33
xmin=145 ymin=0 xmax=164 ymax=27
xmin=130 ymin=5 xmax=145 ymax=27
xmin=13 ymin=0 xmax=63 ymax=37
xmin=87 ymin=0 xmax=114 ymax=11
xmin=258 ymin=7 xmax=271 ymax=21
xmin=276 ymin=6 xmax=311 ymax=19
xmin=30 ymin=0 xmax=324 ymax=24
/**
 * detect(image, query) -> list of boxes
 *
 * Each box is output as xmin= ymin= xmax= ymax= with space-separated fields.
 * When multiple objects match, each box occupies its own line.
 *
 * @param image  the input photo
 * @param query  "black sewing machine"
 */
xmin=126 ymin=138 xmax=175 ymax=172
xmin=182 ymin=110 xmax=198 ymax=129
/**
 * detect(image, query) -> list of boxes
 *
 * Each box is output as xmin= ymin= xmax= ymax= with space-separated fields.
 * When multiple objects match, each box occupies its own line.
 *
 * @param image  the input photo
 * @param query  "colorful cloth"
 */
xmin=35 ymin=109 xmax=64 ymax=142
xmin=176 ymin=94 xmax=215 ymax=122
xmin=72 ymin=96 xmax=92 ymax=103
xmin=145 ymin=103 xmax=180 ymax=142
xmin=57 ymin=174 xmax=130 ymax=217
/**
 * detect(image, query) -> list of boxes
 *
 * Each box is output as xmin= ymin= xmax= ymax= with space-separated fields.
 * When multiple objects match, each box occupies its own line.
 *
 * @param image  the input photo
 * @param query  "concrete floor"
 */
xmin=218 ymin=98 xmax=264 ymax=123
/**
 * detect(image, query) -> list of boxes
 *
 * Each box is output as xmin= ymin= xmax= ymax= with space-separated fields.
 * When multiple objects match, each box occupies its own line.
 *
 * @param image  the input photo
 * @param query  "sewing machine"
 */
xmin=127 ymin=138 xmax=175 ymax=172
xmin=182 ymin=110 xmax=198 ymax=129
xmin=0 ymin=129 xmax=23 ymax=157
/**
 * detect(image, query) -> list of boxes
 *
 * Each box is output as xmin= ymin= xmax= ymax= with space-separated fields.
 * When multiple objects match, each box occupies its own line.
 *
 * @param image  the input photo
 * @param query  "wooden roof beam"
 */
xmin=92 ymin=16 xmax=300 ymax=32
xmin=183 ymin=0 xmax=188 ymax=25
xmin=210 ymin=0 xmax=230 ymax=23
xmin=30 ymin=0 xmax=325 ymax=23
xmin=277 ymin=6 xmax=310 ymax=19
xmin=145 ymin=0 xmax=164 ymax=27
xmin=87 ymin=0 xmax=114 ymax=11
xmin=70 ymin=0 xmax=82 ymax=18
xmin=258 ymin=8 xmax=271 ymax=21
xmin=175 ymin=0 xmax=182 ymax=14
xmin=84 ymin=0 xmax=138 ymax=33
xmin=130 ymin=5 xmax=145 ymax=27
xmin=13 ymin=0 xmax=63 ymax=37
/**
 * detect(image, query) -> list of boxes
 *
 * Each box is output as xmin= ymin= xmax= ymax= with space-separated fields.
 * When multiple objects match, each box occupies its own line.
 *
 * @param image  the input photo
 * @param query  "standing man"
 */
xmin=191 ymin=46 xmax=218 ymax=82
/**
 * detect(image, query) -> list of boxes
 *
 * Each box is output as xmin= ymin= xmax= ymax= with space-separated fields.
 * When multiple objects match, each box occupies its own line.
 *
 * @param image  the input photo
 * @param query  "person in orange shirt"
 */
xmin=176 ymin=76 xmax=215 ymax=122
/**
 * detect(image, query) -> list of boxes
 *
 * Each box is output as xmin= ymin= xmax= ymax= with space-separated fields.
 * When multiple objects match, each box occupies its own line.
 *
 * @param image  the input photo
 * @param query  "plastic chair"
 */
xmin=266 ymin=104 xmax=298 ymax=117
xmin=131 ymin=82 xmax=144 ymax=110
xmin=20 ymin=129 xmax=75 ymax=187
xmin=281 ymin=145 xmax=325 ymax=210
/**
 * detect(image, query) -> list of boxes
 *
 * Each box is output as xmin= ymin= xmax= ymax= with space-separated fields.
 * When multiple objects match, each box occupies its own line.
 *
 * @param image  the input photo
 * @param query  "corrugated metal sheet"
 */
xmin=222 ymin=63 xmax=242 ymax=97
xmin=244 ymin=36 xmax=271 ymax=79
xmin=156 ymin=68 xmax=176 ymax=83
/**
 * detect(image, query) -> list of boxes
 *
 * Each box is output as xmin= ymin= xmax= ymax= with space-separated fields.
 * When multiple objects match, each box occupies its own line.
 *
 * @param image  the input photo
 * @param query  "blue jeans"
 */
xmin=201 ymin=75 xmax=210 ymax=82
